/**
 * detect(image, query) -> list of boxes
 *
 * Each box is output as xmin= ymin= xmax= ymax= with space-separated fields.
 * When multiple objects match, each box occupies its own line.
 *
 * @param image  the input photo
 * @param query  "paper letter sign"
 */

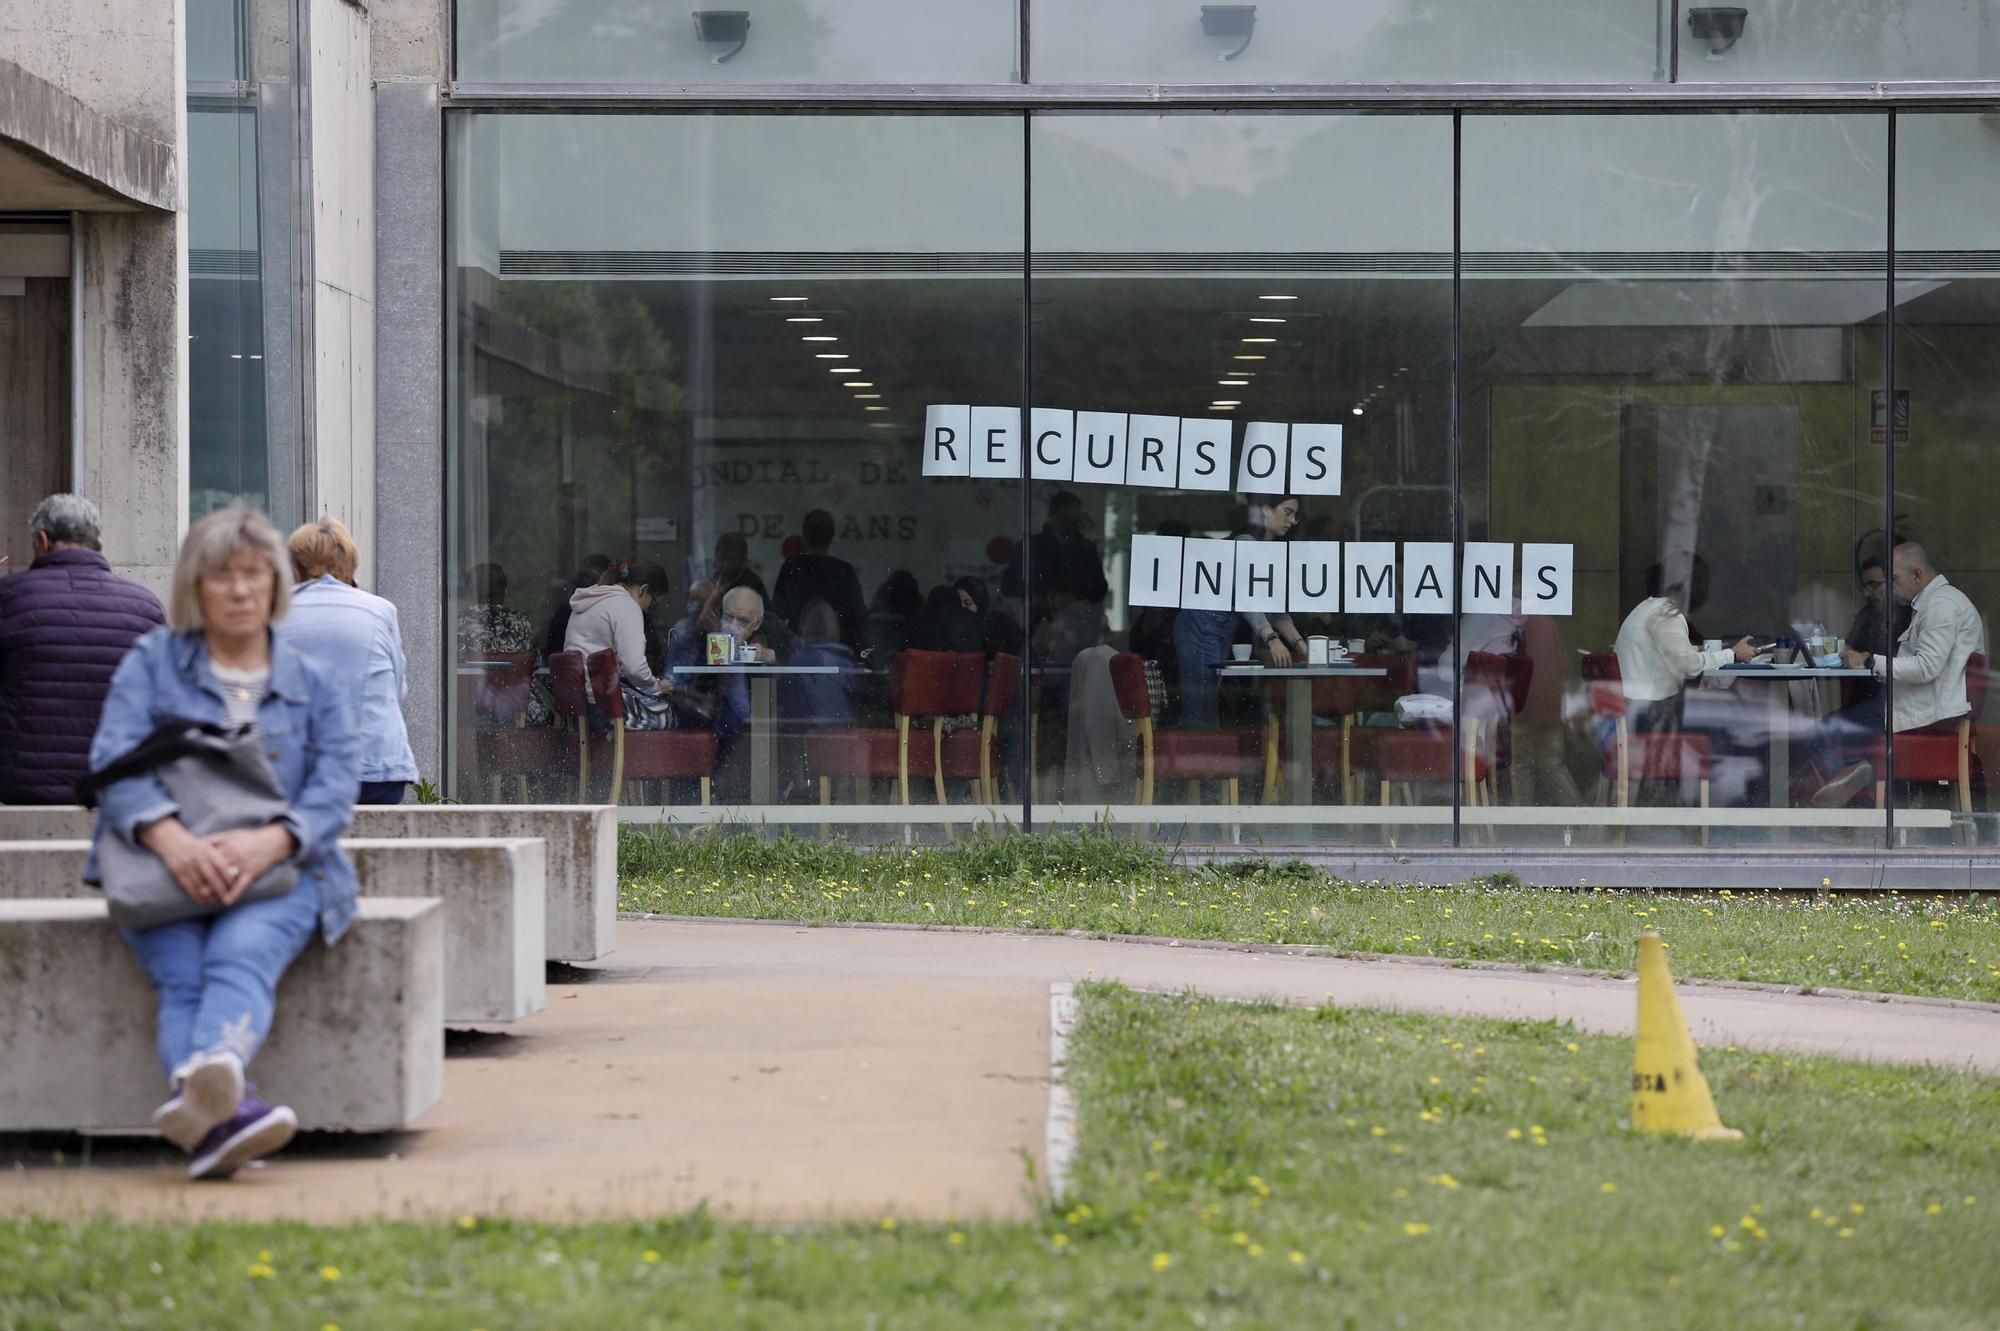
xmin=969 ymin=406 xmax=1019 ymax=479
xmin=1404 ymin=543 xmax=1454 ymax=614
xmin=923 ymin=405 xmax=970 ymax=477
xmin=1462 ymin=542 xmax=1514 ymax=614
xmin=1177 ymin=418 xmax=1232 ymax=492
xmin=1030 ymin=408 xmax=1074 ymax=481
xmin=1346 ymin=542 xmax=1398 ymax=612
xmin=1235 ymin=543 xmax=1286 ymax=614
xmin=1073 ymin=412 xmax=1128 ymax=486
xmin=1288 ymin=541 xmax=1341 ymax=613
xmin=1129 ymin=535 xmax=1183 ymax=609
xmin=1289 ymin=423 xmax=1342 ymax=496
xmin=1126 ymin=414 xmax=1180 ymax=488
xmin=1521 ymin=543 xmax=1575 ymax=616
xmin=1236 ymin=421 xmax=1287 ymax=494
xmin=1181 ymin=538 xmax=1237 ymax=612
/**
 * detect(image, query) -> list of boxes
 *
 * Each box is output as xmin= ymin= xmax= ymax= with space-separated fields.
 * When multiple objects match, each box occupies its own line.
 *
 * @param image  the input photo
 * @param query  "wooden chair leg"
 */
xmin=609 ymin=721 xmax=627 ymax=807
xmin=1225 ymin=777 xmax=1239 ymax=806
xmin=980 ymin=718 xmax=996 ymax=805
xmin=1262 ymin=730 xmax=1280 ymax=804
xmin=933 ymin=721 xmax=949 ymax=808
xmin=700 ymin=775 xmax=711 ymax=807
xmin=1381 ymin=776 xmax=1394 ymax=847
xmin=576 ymin=718 xmax=590 ymax=804
xmin=1959 ymin=725 xmax=1974 ymax=815
xmin=1699 ymin=777 xmax=1710 ymax=849
xmin=896 ymin=714 xmax=911 ymax=806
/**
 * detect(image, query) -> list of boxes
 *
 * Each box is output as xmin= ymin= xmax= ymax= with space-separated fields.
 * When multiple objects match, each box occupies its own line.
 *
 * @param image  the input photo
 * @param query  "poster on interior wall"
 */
xmin=687 ymin=439 xmax=1007 ymax=604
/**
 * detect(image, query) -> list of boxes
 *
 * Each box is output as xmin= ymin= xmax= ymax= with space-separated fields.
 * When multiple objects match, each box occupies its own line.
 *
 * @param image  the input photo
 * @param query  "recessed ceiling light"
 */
xmin=1242 ymin=337 xmax=1278 ymax=344
xmin=827 ymin=366 xmax=861 ymax=373
xmin=1211 ymin=400 xmax=1241 ymax=408
xmin=869 ymin=421 xmax=895 ymax=429
xmin=1398 ymin=365 xmax=1409 ymax=372
xmin=843 ymin=381 xmax=874 ymax=388
xmin=864 ymin=405 xmax=890 ymax=411
xmin=802 ymin=335 xmax=838 ymax=343
xmin=770 ymin=296 xmax=809 ymax=302
xmin=1375 ymin=383 xmax=1385 ymax=390
xmin=1217 ymin=379 xmax=1249 ymax=386
xmin=1351 ymin=406 xmax=1364 ymax=416
xmin=1249 ymin=317 xmax=1286 ymax=324
xmin=1233 ymin=355 xmax=1266 ymax=361
xmin=854 ymin=393 xmax=882 ymax=399
xmin=1258 ymin=294 xmax=1297 ymax=301
xmin=814 ymin=353 xmax=846 ymax=359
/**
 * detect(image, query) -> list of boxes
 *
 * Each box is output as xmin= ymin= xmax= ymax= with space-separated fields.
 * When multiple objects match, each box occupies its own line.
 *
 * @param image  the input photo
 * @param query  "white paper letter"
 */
xmin=1462 ymin=542 xmax=1514 ymax=615
xmin=1235 ymin=542 xmax=1286 ymax=614
xmin=923 ymin=405 xmax=971 ymax=477
xmin=1287 ymin=541 xmax=1341 ymax=613
xmin=1181 ymin=538 xmax=1237 ymax=612
xmin=1289 ymin=423 xmax=1342 ymax=496
xmin=1128 ymin=535 xmax=1184 ymax=609
xmin=1404 ymin=542 xmax=1454 ymax=615
xmin=1030 ymin=407 xmax=1074 ymax=481
xmin=1521 ymin=543 xmax=1575 ymax=616
xmin=1177 ymin=418 xmax=1232 ymax=493
xmin=969 ymin=406 xmax=1020 ymax=479
xmin=1346 ymin=541 xmax=1398 ymax=613
xmin=1072 ymin=411 xmax=1128 ymax=487
xmin=1236 ymin=421 xmax=1287 ymax=494
xmin=1125 ymin=414 xmax=1180 ymax=490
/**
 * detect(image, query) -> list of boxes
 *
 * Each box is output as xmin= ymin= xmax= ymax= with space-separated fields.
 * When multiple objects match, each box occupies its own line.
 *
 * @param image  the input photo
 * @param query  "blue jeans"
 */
xmin=1173 ymin=608 xmax=1238 ymax=730
xmin=358 ymin=780 xmax=407 ymax=805
xmin=120 ymin=875 xmax=322 ymax=1081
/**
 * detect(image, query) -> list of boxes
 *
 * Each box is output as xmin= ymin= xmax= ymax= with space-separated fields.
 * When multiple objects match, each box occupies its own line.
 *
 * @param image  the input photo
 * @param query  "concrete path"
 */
xmin=3 ymin=918 xmax=1998 ymax=1226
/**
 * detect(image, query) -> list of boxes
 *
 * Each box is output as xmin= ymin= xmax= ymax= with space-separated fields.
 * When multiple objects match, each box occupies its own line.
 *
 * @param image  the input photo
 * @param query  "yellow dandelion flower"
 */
xmin=1507 ymin=1128 xmax=1523 ymax=1141
xmin=245 ymin=1263 xmax=275 ymax=1280
xmin=1402 ymin=1222 xmax=1432 ymax=1237
xmin=1709 ymin=1225 xmax=1726 ymax=1238
xmin=457 ymin=1215 xmax=477 ymax=1230
xmin=1288 ymin=1250 xmax=1306 ymax=1265
xmin=1151 ymin=1138 xmax=1167 ymax=1153
xmin=1050 ymin=1233 xmax=1069 ymax=1248
xmin=1601 ymin=1182 xmax=1618 ymax=1194
xmin=1850 ymin=1203 xmax=1865 ymax=1215
xmin=1370 ymin=1125 xmax=1388 ymax=1137
xmin=1248 ymin=1243 xmax=1264 ymax=1257
xmin=1925 ymin=1204 xmax=1943 ymax=1216
xmin=1966 ymin=1196 xmax=1978 ymax=1206
xmin=319 ymin=1266 xmax=341 ymax=1282
xmin=949 ymin=1232 xmax=966 ymax=1246
xmin=1838 ymin=1227 xmax=1855 ymax=1239
xmin=1151 ymin=1252 xmax=1173 ymax=1272
xmin=1232 ymin=1231 xmax=1250 ymax=1246
xmin=880 ymin=1216 xmax=898 ymax=1232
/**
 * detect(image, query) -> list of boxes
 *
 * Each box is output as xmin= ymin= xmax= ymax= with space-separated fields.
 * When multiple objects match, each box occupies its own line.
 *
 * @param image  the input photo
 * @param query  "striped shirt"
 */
xmin=210 ymin=662 xmax=270 ymax=730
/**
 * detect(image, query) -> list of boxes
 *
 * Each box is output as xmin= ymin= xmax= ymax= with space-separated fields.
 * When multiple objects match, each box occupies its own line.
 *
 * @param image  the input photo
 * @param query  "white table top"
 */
xmin=1217 ymin=664 xmax=1389 ymax=677
xmin=1703 ymin=665 xmax=1872 ymax=679
xmin=672 ymin=664 xmax=849 ymax=676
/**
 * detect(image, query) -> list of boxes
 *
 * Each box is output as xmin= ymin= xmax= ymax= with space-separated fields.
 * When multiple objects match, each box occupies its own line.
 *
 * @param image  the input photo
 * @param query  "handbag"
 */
xmin=77 ymin=718 xmax=300 ymax=930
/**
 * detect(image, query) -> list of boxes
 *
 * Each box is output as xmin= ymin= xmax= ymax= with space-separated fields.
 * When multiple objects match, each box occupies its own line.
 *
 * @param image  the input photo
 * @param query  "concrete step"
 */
xmin=0 ymin=898 xmax=443 ymax=1133
xmin=0 ymin=838 xmax=546 ymax=1023
xmin=0 ymin=804 xmax=616 ymax=963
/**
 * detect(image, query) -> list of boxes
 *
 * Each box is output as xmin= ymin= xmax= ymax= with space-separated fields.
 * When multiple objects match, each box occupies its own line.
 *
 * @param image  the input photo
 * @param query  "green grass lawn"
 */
xmin=5 ymin=986 xmax=1997 ymax=1329
xmin=619 ymin=828 xmax=2000 ymax=1004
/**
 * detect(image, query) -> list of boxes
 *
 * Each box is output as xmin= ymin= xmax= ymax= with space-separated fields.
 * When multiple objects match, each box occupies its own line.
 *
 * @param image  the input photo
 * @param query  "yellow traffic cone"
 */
xmin=1631 ymin=930 xmax=1742 ymax=1141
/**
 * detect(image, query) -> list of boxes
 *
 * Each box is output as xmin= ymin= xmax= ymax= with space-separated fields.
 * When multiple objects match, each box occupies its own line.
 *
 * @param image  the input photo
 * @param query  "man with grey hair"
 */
xmin=0 ymin=494 xmax=165 ymax=803
xmin=1811 ymin=541 xmax=1987 ymax=806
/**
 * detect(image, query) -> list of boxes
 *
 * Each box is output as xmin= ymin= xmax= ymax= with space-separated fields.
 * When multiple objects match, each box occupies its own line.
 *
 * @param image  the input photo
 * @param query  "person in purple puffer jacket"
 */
xmin=0 ymin=494 xmax=166 ymax=804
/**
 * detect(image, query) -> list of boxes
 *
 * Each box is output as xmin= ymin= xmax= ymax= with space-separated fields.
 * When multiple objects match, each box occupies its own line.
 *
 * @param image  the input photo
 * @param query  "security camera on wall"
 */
xmin=1686 ymin=6 xmax=1748 ymax=59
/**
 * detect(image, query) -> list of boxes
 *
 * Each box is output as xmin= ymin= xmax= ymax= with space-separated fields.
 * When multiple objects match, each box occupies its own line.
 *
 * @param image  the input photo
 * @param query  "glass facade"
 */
xmin=442 ymin=7 xmax=2000 ymax=852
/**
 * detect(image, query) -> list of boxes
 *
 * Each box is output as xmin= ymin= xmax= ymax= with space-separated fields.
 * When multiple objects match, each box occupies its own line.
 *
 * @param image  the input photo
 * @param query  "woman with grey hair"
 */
xmin=86 ymin=507 xmax=360 ymax=1180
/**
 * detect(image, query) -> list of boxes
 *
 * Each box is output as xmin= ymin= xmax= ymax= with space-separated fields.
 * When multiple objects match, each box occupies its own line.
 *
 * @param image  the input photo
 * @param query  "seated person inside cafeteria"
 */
xmin=1810 ymin=542 xmax=1987 ymax=807
xmin=1612 ymin=557 xmax=1756 ymax=733
xmin=564 ymin=559 xmax=683 ymax=731
xmin=1843 ymin=555 xmax=1912 ymax=709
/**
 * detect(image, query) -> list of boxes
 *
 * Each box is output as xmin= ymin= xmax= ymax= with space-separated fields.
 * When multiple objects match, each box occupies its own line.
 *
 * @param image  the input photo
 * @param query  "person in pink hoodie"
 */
xmin=564 ymin=560 xmax=677 ymax=725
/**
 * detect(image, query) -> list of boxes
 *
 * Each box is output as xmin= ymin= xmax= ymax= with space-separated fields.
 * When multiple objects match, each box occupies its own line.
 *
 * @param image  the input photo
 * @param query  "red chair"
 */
xmin=1109 ymin=651 xmax=1258 ymax=804
xmin=1868 ymin=650 xmax=1989 ymax=819
xmin=940 ymin=653 xmax=1021 ymax=803
xmin=807 ymin=650 xmax=985 ymax=806
xmin=1289 ymin=652 xmax=1420 ymax=804
xmin=471 ymin=653 xmax=573 ymax=801
xmin=1581 ymin=650 xmax=1712 ymax=843
xmin=546 ymin=651 xmax=594 ymax=802
xmin=1377 ymin=652 xmax=1512 ymax=826
xmin=549 ymin=649 xmax=716 ymax=805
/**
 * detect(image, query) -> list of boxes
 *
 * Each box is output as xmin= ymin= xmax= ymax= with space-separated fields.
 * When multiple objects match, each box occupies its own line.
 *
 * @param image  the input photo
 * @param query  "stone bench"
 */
xmin=0 ymin=898 xmax=442 ymax=1133
xmin=0 ymin=838 xmax=546 ymax=1024
xmin=0 ymin=804 xmax=616 ymax=963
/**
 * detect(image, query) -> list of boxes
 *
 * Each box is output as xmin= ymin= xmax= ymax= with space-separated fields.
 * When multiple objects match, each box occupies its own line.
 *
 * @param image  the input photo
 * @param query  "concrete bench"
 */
xmin=0 ymin=898 xmax=442 ymax=1133
xmin=0 ymin=804 xmax=617 ymax=963
xmin=0 ymin=838 xmax=546 ymax=1024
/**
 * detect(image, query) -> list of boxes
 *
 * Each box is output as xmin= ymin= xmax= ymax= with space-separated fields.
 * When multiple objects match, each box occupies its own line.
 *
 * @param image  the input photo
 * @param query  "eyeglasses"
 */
xmin=202 ymin=566 xmax=274 ymax=590
xmin=1861 ymin=579 xmax=1887 ymax=591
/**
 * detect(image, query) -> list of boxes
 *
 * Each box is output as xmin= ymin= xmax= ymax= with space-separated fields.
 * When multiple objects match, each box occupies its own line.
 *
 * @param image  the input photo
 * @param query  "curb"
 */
xmin=617 ymin=911 xmax=2000 ymax=1015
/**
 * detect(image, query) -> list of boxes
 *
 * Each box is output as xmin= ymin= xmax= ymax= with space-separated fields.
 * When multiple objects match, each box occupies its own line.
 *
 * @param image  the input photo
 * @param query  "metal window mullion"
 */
xmin=1883 ymin=112 xmax=1898 ymax=848
xmin=1449 ymin=111 xmax=1464 ymax=849
xmin=1020 ymin=110 xmax=1034 ymax=833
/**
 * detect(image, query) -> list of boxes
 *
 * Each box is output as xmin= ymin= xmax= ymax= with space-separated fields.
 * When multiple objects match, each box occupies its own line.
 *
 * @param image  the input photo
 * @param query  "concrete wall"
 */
xmin=373 ymin=0 xmax=448 ymax=778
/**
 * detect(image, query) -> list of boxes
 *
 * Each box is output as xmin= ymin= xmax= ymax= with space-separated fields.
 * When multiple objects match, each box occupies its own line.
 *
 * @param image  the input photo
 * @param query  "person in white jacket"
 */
xmin=564 ymin=559 xmax=671 ymax=699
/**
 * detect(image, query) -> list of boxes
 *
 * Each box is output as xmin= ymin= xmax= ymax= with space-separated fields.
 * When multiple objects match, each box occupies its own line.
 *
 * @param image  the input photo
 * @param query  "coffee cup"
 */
xmin=1230 ymin=643 xmax=1253 ymax=663
xmin=736 ymin=641 xmax=761 ymax=664
xmin=1347 ymin=639 xmax=1366 ymax=655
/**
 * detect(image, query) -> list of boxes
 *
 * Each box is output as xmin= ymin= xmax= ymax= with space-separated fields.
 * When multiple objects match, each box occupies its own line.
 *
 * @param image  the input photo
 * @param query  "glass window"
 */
xmin=446 ymin=113 xmax=1024 ymax=832
xmin=455 ymin=0 xmax=1020 ymax=84
xmin=1679 ymin=1 xmax=2000 ymax=82
xmin=1028 ymin=113 xmax=1454 ymax=845
xmin=1032 ymin=0 xmax=1664 ymax=85
xmin=1890 ymin=113 xmax=2000 ymax=849
xmin=1463 ymin=112 xmax=1890 ymax=849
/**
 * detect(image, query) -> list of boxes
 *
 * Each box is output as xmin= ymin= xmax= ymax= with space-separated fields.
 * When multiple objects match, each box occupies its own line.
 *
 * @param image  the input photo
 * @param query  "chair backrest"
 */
xmin=1503 ymin=652 xmax=1534 ymax=715
xmin=586 ymin=648 xmax=624 ymax=715
xmin=1969 ymin=651 xmax=1990 ymax=719
xmin=482 ymin=650 xmax=537 ymax=689
xmin=984 ymin=652 xmax=1022 ymax=722
xmin=1313 ymin=652 xmax=1416 ymax=716
xmin=1462 ymin=650 xmax=1513 ymax=723
xmin=546 ymin=650 xmax=590 ymax=720
xmin=893 ymin=649 xmax=984 ymax=719
xmin=1108 ymin=651 xmax=1151 ymax=723
xmin=1579 ymin=650 xmax=1626 ymax=720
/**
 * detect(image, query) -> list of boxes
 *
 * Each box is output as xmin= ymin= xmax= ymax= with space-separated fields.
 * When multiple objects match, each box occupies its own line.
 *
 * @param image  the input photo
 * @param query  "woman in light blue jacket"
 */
xmin=284 ymin=518 xmax=419 ymax=804
xmin=88 ymin=507 xmax=360 ymax=1181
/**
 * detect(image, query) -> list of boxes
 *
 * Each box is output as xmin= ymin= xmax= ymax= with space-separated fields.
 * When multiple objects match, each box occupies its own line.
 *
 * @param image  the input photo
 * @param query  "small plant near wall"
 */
xmin=410 ymin=777 xmax=456 ymax=806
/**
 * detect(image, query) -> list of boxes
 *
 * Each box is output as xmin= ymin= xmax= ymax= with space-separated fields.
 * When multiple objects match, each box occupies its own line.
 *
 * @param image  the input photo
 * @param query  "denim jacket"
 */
xmin=86 ymin=626 xmax=362 ymax=943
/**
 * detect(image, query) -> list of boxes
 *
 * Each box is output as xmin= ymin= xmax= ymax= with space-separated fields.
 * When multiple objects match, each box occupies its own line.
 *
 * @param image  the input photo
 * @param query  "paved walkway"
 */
xmin=3 ymin=919 xmax=1998 ymax=1225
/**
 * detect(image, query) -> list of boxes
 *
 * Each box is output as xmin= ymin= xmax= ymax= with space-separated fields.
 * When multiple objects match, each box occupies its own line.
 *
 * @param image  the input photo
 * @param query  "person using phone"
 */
xmin=1612 ymin=559 xmax=1757 ymax=733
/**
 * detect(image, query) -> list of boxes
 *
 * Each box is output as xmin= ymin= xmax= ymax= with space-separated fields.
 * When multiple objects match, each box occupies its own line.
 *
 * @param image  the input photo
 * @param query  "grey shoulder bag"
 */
xmin=78 ymin=718 xmax=300 ymax=930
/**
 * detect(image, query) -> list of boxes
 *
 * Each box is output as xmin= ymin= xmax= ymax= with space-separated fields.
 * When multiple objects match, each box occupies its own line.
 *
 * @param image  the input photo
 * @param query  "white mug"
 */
xmin=1230 ymin=643 xmax=1253 ymax=662
xmin=736 ymin=641 xmax=760 ymax=663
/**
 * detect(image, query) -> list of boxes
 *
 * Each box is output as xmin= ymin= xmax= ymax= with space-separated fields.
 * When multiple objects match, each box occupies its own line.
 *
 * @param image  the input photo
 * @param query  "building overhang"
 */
xmin=0 ymin=57 xmax=176 ymax=212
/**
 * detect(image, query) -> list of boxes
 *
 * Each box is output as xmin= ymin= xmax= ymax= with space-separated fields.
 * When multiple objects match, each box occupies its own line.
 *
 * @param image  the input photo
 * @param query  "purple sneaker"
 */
xmin=187 ymin=1089 xmax=297 ymax=1181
